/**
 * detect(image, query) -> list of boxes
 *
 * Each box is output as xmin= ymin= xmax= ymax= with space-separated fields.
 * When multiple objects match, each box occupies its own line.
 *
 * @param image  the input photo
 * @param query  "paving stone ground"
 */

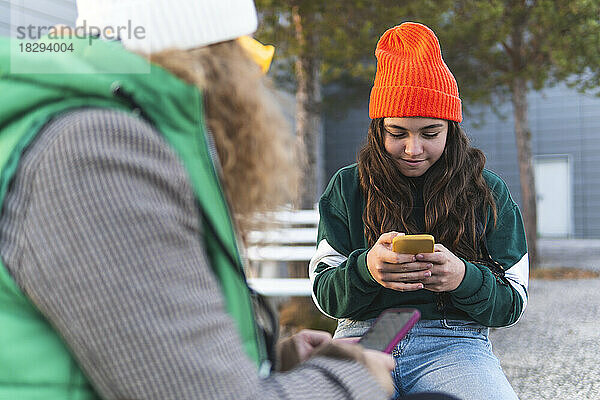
xmin=538 ymin=238 xmax=600 ymax=271
xmin=490 ymin=239 xmax=600 ymax=400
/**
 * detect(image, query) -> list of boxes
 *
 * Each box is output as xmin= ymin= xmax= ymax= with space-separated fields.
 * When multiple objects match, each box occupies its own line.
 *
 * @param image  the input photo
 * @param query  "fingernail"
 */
xmin=424 ymin=271 xmax=431 ymax=277
xmin=416 ymin=254 xmax=424 ymax=260
xmin=418 ymin=284 xmax=424 ymax=289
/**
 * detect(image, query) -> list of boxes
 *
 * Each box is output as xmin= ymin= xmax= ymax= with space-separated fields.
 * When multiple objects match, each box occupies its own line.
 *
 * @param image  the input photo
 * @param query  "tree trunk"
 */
xmin=511 ymin=76 xmax=538 ymax=269
xmin=292 ymin=5 xmax=323 ymax=210
xmin=279 ymin=8 xmax=326 ymax=329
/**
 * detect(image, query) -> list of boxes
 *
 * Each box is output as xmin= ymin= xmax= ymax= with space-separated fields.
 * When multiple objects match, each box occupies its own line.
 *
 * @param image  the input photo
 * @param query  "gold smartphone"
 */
xmin=392 ymin=234 xmax=435 ymax=254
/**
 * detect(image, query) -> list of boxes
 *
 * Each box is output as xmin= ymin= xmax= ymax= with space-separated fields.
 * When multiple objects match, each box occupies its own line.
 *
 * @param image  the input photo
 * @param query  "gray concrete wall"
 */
xmin=462 ymin=84 xmax=600 ymax=238
xmin=323 ymin=90 xmax=371 ymax=182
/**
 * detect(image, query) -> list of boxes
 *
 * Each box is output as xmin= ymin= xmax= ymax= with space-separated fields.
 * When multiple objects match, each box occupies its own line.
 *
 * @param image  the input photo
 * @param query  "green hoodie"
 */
xmin=0 ymin=36 xmax=267 ymax=399
xmin=309 ymin=164 xmax=529 ymax=327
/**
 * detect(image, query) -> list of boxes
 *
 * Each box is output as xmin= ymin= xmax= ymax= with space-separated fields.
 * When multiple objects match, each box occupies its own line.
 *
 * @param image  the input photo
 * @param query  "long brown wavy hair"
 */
xmin=358 ymin=118 xmax=496 ymax=260
xmin=150 ymin=41 xmax=303 ymax=237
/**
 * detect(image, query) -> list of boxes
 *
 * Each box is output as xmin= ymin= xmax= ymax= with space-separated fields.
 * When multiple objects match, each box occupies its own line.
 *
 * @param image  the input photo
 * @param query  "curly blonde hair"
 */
xmin=150 ymin=41 xmax=303 ymax=237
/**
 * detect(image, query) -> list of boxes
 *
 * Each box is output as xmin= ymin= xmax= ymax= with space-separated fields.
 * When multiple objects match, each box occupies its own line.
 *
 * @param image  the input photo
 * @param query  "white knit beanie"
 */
xmin=76 ymin=0 xmax=258 ymax=53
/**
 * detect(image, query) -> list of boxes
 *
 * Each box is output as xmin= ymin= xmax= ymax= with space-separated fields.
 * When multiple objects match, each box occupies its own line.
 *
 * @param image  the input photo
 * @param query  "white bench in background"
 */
xmin=246 ymin=209 xmax=318 ymax=297
xmin=246 ymin=278 xmax=312 ymax=297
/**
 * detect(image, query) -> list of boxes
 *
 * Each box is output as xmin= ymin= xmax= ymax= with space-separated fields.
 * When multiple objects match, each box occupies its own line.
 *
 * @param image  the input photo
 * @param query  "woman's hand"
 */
xmin=277 ymin=329 xmax=332 ymax=371
xmin=279 ymin=332 xmax=395 ymax=395
xmin=361 ymin=349 xmax=396 ymax=395
xmin=416 ymin=243 xmax=466 ymax=292
xmin=312 ymin=342 xmax=395 ymax=396
xmin=366 ymin=231 xmax=432 ymax=292
xmin=291 ymin=329 xmax=333 ymax=362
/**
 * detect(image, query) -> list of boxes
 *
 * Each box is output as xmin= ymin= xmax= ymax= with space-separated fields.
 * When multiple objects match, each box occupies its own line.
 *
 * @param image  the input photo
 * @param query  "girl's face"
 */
xmin=383 ymin=117 xmax=448 ymax=177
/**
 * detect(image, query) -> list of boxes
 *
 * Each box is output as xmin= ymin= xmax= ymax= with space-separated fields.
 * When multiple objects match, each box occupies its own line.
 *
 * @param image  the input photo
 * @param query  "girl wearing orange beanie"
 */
xmin=310 ymin=23 xmax=529 ymax=399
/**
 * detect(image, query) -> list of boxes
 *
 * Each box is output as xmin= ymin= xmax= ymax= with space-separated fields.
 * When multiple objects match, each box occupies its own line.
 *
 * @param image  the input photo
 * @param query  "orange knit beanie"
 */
xmin=369 ymin=22 xmax=462 ymax=122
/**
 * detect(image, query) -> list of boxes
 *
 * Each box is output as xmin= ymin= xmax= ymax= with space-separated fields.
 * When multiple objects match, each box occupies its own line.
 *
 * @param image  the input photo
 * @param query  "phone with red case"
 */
xmin=358 ymin=308 xmax=421 ymax=353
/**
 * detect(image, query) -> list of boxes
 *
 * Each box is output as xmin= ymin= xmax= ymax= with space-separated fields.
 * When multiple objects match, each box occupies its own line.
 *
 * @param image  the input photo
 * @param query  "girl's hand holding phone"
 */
xmin=415 ymin=243 xmax=466 ymax=292
xmin=366 ymin=232 xmax=433 ymax=292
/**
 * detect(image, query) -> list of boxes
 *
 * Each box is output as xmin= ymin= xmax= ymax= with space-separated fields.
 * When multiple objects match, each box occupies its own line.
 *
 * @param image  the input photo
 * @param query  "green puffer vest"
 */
xmin=0 ymin=36 xmax=268 ymax=399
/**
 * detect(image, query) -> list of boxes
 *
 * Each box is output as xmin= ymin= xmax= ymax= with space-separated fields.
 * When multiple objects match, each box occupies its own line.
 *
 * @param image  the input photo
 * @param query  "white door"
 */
xmin=534 ymin=155 xmax=572 ymax=237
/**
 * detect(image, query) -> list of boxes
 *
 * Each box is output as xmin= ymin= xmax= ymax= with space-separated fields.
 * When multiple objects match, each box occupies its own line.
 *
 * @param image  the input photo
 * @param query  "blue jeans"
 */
xmin=334 ymin=319 xmax=519 ymax=400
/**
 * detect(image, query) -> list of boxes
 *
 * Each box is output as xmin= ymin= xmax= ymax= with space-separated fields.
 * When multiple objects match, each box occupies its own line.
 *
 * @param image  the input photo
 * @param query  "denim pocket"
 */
xmin=442 ymin=319 xmax=487 ymax=334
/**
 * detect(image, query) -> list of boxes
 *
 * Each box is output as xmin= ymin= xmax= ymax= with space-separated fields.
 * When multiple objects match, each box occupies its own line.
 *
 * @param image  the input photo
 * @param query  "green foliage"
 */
xmin=254 ymin=0 xmax=432 ymax=87
xmin=255 ymin=0 xmax=600 ymax=105
xmin=431 ymin=0 xmax=600 ymax=106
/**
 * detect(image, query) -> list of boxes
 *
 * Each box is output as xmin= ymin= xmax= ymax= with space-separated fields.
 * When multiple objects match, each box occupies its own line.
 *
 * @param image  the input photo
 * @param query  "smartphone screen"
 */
xmin=358 ymin=308 xmax=420 ymax=353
